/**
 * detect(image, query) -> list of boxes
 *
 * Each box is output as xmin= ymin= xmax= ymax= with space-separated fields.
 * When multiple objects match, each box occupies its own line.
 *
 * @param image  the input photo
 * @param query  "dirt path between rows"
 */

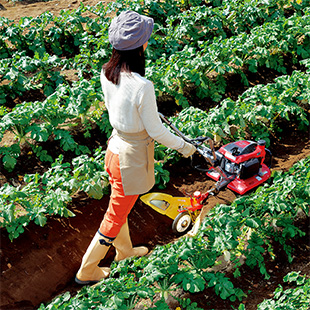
xmin=0 ymin=0 xmax=109 ymax=21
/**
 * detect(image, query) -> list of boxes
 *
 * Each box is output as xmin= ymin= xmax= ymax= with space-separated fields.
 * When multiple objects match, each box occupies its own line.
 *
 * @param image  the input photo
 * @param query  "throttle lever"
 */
xmin=200 ymin=138 xmax=217 ymax=165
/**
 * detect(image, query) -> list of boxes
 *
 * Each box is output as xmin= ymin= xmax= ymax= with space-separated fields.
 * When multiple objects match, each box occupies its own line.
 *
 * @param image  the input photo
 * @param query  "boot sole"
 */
xmin=75 ymin=276 xmax=99 ymax=286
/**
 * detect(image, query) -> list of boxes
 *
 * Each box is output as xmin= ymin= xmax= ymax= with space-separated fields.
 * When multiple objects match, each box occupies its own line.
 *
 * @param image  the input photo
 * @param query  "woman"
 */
xmin=75 ymin=10 xmax=196 ymax=285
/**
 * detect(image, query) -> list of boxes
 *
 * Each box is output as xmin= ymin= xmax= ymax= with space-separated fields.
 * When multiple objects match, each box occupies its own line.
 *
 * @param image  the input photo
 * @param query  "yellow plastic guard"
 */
xmin=140 ymin=192 xmax=191 ymax=220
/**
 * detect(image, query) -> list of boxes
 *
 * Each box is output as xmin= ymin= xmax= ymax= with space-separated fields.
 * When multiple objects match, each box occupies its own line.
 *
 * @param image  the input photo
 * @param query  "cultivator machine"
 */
xmin=141 ymin=113 xmax=272 ymax=234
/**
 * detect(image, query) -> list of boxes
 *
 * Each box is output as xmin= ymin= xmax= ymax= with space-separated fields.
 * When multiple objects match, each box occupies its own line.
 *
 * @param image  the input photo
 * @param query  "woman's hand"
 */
xmin=179 ymin=141 xmax=196 ymax=158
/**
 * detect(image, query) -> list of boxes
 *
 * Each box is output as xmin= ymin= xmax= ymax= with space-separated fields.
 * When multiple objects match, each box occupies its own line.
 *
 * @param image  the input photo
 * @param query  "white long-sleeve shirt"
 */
xmin=100 ymin=70 xmax=184 ymax=154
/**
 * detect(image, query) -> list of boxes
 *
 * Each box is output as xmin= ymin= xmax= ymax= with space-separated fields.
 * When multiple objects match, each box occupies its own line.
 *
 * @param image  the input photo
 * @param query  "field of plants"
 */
xmin=0 ymin=0 xmax=309 ymax=309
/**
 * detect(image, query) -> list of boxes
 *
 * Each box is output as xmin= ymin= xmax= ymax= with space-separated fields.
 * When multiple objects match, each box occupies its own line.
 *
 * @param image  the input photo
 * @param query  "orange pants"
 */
xmin=99 ymin=148 xmax=139 ymax=238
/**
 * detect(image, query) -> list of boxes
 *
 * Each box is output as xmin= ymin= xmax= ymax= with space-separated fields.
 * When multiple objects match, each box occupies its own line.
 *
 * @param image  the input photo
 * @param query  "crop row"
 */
xmin=248 ymin=272 xmax=310 ymax=310
xmin=0 ymin=76 xmax=111 ymax=171
xmin=1 ymin=0 xmax=307 ymax=59
xmin=1 ymin=66 xmax=308 ymax=239
xmin=150 ymin=9 xmax=310 ymax=105
xmin=0 ymin=1 xmax=309 ymax=107
xmin=0 ymin=148 xmax=109 ymax=240
xmin=121 ymin=0 xmax=309 ymax=59
xmin=1 ymin=61 xmax=309 ymax=172
xmin=168 ymin=69 xmax=310 ymax=148
xmin=37 ymin=157 xmax=310 ymax=309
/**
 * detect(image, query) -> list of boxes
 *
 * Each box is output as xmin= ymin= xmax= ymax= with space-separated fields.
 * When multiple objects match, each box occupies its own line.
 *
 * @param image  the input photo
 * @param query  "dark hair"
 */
xmin=102 ymin=46 xmax=146 ymax=85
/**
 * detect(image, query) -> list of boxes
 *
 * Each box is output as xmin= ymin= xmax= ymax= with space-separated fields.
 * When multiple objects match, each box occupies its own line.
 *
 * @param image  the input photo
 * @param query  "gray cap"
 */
xmin=108 ymin=11 xmax=154 ymax=51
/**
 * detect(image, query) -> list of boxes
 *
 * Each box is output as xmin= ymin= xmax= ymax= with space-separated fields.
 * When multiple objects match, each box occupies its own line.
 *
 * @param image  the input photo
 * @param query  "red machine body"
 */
xmin=205 ymin=140 xmax=271 ymax=195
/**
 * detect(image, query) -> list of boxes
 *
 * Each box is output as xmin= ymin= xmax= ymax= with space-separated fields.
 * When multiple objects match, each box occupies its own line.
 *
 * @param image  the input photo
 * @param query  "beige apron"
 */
xmin=113 ymin=129 xmax=155 ymax=196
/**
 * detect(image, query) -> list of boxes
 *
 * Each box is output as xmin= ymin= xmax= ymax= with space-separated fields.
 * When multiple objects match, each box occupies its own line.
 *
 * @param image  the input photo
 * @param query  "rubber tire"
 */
xmin=172 ymin=212 xmax=192 ymax=234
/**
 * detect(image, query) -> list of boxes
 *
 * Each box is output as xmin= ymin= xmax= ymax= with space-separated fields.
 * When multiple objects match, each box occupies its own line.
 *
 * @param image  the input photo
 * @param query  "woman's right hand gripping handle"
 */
xmin=178 ymin=141 xmax=196 ymax=158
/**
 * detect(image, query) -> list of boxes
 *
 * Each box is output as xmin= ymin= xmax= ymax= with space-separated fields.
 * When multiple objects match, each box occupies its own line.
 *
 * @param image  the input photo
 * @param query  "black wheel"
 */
xmin=172 ymin=212 xmax=192 ymax=234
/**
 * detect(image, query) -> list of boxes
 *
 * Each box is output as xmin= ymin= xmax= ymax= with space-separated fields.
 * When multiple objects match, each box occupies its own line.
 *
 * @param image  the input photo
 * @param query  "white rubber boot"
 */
xmin=75 ymin=231 xmax=113 ymax=285
xmin=113 ymin=220 xmax=148 ymax=262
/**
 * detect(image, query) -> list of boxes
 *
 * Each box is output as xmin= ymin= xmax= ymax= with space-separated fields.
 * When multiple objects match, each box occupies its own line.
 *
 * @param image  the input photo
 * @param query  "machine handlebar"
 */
xmin=159 ymin=113 xmax=218 ymax=165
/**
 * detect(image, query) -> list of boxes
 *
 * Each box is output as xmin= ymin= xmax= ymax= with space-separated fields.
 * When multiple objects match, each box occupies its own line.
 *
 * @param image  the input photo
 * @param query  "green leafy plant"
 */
xmin=154 ymin=162 xmax=171 ymax=189
xmin=255 ymin=272 xmax=310 ymax=310
xmin=0 ymin=148 xmax=109 ymax=240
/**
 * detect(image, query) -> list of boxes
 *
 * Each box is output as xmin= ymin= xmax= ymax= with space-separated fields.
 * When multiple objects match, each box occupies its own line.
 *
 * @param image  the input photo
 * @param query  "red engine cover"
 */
xmin=207 ymin=140 xmax=270 ymax=195
xmin=219 ymin=140 xmax=266 ymax=164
